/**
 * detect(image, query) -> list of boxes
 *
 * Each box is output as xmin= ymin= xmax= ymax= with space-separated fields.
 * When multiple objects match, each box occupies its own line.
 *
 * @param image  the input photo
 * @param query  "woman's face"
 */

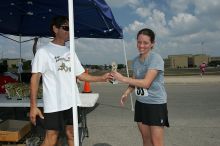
xmin=137 ymin=34 xmax=154 ymax=55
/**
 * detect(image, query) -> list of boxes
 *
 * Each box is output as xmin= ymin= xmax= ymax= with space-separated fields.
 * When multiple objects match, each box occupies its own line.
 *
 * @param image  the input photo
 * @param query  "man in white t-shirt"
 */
xmin=30 ymin=16 xmax=110 ymax=146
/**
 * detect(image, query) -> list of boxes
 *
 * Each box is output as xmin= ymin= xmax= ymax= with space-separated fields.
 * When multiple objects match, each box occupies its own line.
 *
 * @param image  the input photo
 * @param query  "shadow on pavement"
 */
xmin=84 ymin=103 xmax=100 ymax=115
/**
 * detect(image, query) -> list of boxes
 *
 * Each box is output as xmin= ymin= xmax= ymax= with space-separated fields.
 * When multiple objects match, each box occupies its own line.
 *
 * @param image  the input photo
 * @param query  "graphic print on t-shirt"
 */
xmin=54 ymin=52 xmax=71 ymax=72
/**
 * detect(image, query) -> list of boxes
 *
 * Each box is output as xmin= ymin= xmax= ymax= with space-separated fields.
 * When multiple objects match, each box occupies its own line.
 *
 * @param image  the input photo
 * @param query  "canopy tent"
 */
xmin=0 ymin=0 xmax=122 ymax=39
xmin=0 ymin=0 xmax=134 ymax=145
xmin=0 ymin=0 xmax=124 ymax=68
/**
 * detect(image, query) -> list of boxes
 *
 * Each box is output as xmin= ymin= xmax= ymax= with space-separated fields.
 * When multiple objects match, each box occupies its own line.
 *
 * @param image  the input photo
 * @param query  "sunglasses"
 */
xmin=60 ymin=25 xmax=69 ymax=31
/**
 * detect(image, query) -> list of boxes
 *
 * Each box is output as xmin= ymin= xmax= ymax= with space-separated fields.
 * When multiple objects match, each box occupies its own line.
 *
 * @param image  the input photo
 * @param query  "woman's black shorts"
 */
xmin=134 ymin=100 xmax=169 ymax=127
xmin=43 ymin=108 xmax=73 ymax=131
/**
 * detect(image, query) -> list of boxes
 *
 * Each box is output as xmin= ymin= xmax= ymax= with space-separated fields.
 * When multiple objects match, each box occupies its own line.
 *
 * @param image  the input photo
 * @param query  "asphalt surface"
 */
xmin=1 ymin=75 xmax=219 ymax=146
xmin=82 ymin=75 xmax=220 ymax=146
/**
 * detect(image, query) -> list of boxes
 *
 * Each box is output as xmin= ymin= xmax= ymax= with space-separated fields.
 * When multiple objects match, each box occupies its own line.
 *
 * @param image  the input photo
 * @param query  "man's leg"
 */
xmin=65 ymin=125 xmax=74 ymax=146
xmin=42 ymin=111 xmax=63 ymax=146
xmin=41 ymin=130 xmax=59 ymax=146
xmin=63 ymin=108 xmax=74 ymax=146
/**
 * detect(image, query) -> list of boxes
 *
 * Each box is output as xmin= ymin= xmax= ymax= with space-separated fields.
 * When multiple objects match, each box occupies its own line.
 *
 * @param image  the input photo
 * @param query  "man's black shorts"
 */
xmin=44 ymin=108 xmax=73 ymax=131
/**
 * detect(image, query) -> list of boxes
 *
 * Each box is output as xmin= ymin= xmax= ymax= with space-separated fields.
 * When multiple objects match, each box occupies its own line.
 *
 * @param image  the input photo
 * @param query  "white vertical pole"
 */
xmin=19 ymin=35 xmax=22 ymax=82
xmin=19 ymin=35 xmax=21 ymax=60
xmin=122 ymin=39 xmax=134 ymax=111
xmin=68 ymin=0 xmax=79 ymax=146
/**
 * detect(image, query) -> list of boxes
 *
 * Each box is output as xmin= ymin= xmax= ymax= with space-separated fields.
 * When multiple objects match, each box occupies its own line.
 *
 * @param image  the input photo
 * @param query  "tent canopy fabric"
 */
xmin=0 ymin=0 xmax=123 ymax=39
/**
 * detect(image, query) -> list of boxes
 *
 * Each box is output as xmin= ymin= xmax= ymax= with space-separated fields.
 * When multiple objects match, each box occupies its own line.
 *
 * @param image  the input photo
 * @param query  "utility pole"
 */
xmin=201 ymin=41 xmax=204 ymax=55
xmin=1 ymin=48 xmax=2 ymax=59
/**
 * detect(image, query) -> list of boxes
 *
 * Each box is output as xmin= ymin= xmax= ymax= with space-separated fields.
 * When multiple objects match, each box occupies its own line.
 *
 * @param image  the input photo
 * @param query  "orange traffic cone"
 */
xmin=82 ymin=69 xmax=92 ymax=93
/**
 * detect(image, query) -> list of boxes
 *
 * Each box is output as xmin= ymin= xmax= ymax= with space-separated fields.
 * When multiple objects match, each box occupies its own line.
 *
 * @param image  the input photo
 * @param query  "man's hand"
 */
xmin=102 ymin=72 xmax=112 ymax=82
xmin=78 ymin=72 xmax=112 ymax=82
xmin=29 ymin=107 xmax=44 ymax=125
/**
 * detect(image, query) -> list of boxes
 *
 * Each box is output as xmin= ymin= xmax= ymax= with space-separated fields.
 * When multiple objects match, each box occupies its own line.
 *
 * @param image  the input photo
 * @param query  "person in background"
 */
xmin=0 ymin=69 xmax=18 ymax=94
xmin=111 ymin=28 xmax=169 ymax=146
xmin=30 ymin=16 xmax=111 ymax=146
xmin=199 ymin=62 xmax=206 ymax=77
xmin=0 ymin=63 xmax=18 ymax=93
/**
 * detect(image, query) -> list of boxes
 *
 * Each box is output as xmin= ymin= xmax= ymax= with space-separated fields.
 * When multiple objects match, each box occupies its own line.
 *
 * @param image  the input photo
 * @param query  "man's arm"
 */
xmin=30 ymin=73 xmax=44 ymax=125
xmin=77 ymin=72 xmax=110 ymax=82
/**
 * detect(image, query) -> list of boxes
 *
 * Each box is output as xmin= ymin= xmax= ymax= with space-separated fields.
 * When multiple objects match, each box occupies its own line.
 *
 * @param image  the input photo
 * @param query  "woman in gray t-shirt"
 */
xmin=111 ymin=28 xmax=169 ymax=146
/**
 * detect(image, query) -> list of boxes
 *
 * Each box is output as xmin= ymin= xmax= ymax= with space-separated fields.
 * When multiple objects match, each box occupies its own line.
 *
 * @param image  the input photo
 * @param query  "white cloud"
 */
xmin=151 ymin=9 xmax=167 ymax=26
xmin=122 ymin=0 xmax=220 ymax=59
xmin=135 ymin=7 xmax=151 ymax=18
xmin=145 ymin=9 xmax=169 ymax=37
xmin=193 ymin=0 xmax=220 ymax=15
xmin=168 ymin=13 xmax=199 ymax=35
xmin=124 ymin=9 xmax=169 ymax=36
xmin=124 ymin=20 xmax=145 ymax=33
xmin=105 ymin=0 xmax=140 ymax=8
xmin=192 ymin=0 xmax=220 ymax=31
xmin=157 ymin=27 xmax=220 ymax=58
xmin=134 ymin=2 xmax=157 ymax=18
xmin=168 ymin=0 xmax=191 ymax=12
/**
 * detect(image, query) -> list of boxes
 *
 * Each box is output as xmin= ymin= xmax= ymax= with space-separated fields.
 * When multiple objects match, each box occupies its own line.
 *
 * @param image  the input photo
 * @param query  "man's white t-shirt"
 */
xmin=32 ymin=42 xmax=84 ymax=113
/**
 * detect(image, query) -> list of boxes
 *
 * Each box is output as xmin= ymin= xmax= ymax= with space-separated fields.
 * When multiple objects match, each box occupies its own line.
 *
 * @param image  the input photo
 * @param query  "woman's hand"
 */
xmin=120 ymin=94 xmax=128 ymax=106
xmin=111 ymin=71 xmax=125 ymax=82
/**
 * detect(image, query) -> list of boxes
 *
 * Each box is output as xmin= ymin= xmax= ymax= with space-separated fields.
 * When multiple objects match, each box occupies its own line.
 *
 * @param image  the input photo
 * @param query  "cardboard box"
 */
xmin=0 ymin=120 xmax=31 ymax=142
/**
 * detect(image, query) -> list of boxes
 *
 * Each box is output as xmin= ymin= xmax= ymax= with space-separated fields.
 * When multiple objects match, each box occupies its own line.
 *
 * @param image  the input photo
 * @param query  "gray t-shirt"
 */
xmin=132 ymin=51 xmax=167 ymax=104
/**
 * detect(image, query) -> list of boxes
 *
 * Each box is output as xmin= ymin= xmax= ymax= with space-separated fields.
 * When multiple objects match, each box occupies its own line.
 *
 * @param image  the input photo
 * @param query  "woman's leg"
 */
xmin=137 ymin=122 xmax=153 ymax=146
xmin=41 ymin=130 xmax=59 ymax=146
xmin=150 ymin=126 xmax=164 ymax=146
xmin=65 ymin=125 xmax=74 ymax=146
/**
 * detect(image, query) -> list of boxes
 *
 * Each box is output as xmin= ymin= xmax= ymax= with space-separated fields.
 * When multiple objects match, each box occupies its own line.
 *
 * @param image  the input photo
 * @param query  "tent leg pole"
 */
xmin=122 ymin=39 xmax=134 ymax=111
xmin=68 ymin=0 xmax=79 ymax=146
xmin=19 ymin=35 xmax=22 ymax=82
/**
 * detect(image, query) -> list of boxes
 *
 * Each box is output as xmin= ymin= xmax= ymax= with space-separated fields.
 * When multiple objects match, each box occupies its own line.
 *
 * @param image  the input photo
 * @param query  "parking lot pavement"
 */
xmin=165 ymin=75 xmax=220 ymax=84
xmin=82 ymin=77 xmax=220 ymax=146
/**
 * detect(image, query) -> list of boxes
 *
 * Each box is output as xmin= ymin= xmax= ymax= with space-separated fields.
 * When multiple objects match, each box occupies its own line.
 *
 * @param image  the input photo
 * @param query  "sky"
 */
xmin=0 ymin=0 xmax=220 ymax=65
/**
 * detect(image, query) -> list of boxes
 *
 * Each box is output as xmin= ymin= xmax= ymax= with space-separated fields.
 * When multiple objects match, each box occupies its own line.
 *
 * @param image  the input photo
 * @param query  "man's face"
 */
xmin=54 ymin=22 xmax=69 ymax=41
